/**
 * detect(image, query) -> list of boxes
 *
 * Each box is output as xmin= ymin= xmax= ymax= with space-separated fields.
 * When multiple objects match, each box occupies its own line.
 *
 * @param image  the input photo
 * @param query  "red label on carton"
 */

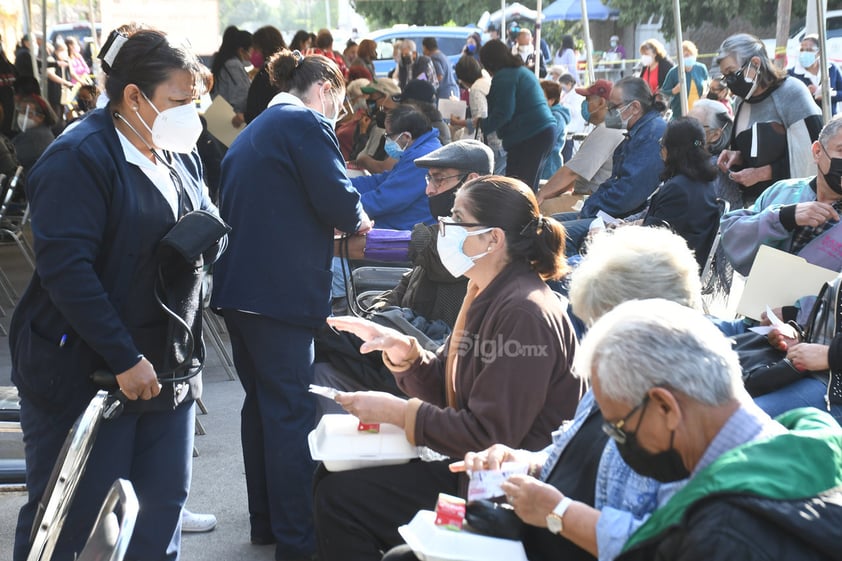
xmin=434 ymin=493 xmax=466 ymax=531
xmin=357 ymin=421 xmax=380 ymax=433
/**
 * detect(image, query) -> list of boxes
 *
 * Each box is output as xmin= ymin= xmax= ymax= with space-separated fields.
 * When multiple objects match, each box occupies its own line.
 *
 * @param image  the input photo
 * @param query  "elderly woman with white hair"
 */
xmin=687 ymin=99 xmax=742 ymax=210
xmin=583 ymin=299 xmax=842 ymax=561
xmin=715 ymin=33 xmax=822 ymax=206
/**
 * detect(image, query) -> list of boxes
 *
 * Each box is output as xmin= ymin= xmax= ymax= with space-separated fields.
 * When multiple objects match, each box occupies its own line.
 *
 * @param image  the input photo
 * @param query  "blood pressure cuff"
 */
xmin=159 ymin=210 xmax=231 ymax=264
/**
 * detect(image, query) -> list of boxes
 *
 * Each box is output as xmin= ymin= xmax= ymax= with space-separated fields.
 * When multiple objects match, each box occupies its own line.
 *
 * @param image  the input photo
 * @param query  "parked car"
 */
xmin=761 ymin=10 xmax=842 ymax=68
xmin=48 ymin=22 xmax=102 ymax=68
xmin=364 ymin=25 xmax=479 ymax=77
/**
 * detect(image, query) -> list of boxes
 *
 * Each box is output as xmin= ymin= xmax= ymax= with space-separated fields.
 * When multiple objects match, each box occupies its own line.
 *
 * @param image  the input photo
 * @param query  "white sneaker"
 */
xmin=181 ymin=509 xmax=217 ymax=533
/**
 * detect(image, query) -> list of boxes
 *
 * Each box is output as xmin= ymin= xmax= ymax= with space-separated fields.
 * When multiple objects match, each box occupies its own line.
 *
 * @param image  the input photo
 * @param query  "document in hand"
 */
xmin=203 ymin=95 xmax=246 ymax=147
xmin=736 ymin=245 xmax=838 ymax=320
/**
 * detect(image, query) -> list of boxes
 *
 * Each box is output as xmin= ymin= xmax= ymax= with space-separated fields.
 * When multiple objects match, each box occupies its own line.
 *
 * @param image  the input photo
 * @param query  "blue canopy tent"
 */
xmin=542 ymin=0 xmax=619 ymax=21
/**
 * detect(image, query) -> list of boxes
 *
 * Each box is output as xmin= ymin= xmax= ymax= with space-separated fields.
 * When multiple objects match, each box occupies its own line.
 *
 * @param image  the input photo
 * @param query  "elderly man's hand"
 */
xmin=500 ymin=474 xmax=564 ymax=527
xmin=717 ymin=149 xmax=743 ymax=173
xmin=729 ymin=165 xmax=772 ymax=188
xmin=787 ymin=342 xmax=830 ymax=372
xmin=794 ymin=202 xmax=840 ymax=228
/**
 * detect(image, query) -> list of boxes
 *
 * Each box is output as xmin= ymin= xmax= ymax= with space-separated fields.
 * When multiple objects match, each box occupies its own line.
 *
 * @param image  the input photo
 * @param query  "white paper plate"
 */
xmin=308 ymin=414 xmax=419 ymax=471
xmin=398 ymin=510 xmax=529 ymax=561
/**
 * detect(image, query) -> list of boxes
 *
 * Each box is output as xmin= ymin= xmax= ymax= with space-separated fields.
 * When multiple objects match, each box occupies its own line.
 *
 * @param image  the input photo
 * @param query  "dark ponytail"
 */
xmin=267 ymin=49 xmax=344 ymax=95
xmin=461 ymin=176 xmax=568 ymax=280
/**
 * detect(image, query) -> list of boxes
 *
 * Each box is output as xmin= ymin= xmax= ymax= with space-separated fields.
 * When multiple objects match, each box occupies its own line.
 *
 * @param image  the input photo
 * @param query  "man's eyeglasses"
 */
xmin=606 ymin=101 xmax=631 ymax=113
xmin=602 ymin=394 xmax=650 ymax=444
xmin=438 ymin=217 xmax=488 ymax=237
xmin=426 ymin=173 xmax=467 ymax=187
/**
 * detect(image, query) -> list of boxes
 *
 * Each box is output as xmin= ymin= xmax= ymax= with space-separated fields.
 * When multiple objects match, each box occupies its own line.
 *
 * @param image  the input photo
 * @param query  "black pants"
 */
xmin=314 ymin=460 xmax=458 ymax=561
xmin=504 ymin=126 xmax=555 ymax=192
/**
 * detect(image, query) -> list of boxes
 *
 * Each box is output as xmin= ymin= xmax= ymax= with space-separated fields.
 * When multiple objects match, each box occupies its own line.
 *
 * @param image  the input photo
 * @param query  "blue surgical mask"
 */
xmin=384 ymin=136 xmax=405 ymax=159
xmin=437 ymin=223 xmax=493 ymax=277
xmin=683 ymin=56 xmax=696 ymax=67
xmin=581 ymin=98 xmax=591 ymax=124
xmin=799 ymin=51 xmax=818 ymax=69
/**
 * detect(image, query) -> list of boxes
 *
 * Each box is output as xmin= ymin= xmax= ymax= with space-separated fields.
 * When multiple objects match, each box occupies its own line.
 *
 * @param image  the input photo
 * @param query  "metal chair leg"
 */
xmin=203 ymin=310 xmax=236 ymax=381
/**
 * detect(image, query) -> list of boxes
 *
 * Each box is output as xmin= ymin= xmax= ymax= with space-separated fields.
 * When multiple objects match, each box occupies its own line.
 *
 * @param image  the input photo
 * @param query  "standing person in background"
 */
xmin=396 ymin=40 xmax=437 ymax=91
xmin=422 ymin=37 xmax=459 ymax=100
xmin=212 ymin=49 xmax=372 ymax=561
xmin=14 ymin=34 xmax=36 ymax=78
xmin=351 ymin=39 xmax=377 ymax=79
xmin=211 ymin=27 xmax=253 ymax=128
xmin=514 ymin=28 xmax=546 ymax=78
xmin=65 ymin=37 xmax=91 ymax=85
xmin=308 ymin=29 xmax=348 ymax=80
xmin=558 ymin=73 xmax=585 ymax=163
xmin=553 ymin=35 xmax=579 ymax=84
xmin=661 ymin=40 xmax=709 ymax=119
xmin=540 ymin=80 xmax=571 ymax=180
xmin=244 ymin=26 xmax=286 ymax=124
xmin=480 ymin=39 xmax=556 ymax=191
xmin=638 ymin=39 xmax=673 ymax=100
xmin=789 ymin=33 xmax=842 ymax=116
xmin=463 ymin=32 xmax=482 ymax=61
xmin=608 ymin=35 xmax=626 ymax=60
xmin=452 ymin=54 xmax=506 ymax=173
xmin=0 ymin=37 xmax=17 ymax=136
xmin=289 ymin=30 xmax=311 ymax=53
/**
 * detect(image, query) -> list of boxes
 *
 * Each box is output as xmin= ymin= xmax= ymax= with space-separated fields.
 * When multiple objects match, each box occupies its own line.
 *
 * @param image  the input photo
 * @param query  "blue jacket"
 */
xmin=581 ymin=110 xmax=666 ymax=219
xmin=212 ymin=98 xmax=366 ymax=328
xmin=10 ymin=108 xmax=217 ymax=413
xmin=541 ymin=103 xmax=571 ymax=180
xmin=351 ymin=128 xmax=440 ymax=230
xmin=483 ymin=66 xmax=555 ymax=150
xmin=788 ymin=63 xmax=842 ymax=116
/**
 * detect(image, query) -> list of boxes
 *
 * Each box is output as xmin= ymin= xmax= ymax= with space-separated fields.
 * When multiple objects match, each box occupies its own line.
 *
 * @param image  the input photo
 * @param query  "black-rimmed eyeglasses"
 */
xmin=437 ymin=217 xmax=488 ymax=237
xmin=602 ymin=394 xmax=650 ymax=444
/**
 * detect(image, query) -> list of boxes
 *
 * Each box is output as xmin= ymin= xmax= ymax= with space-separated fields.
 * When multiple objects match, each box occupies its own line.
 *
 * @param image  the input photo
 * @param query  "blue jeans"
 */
xmin=553 ymin=211 xmax=593 ymax=257
xmin=753 ymin=376 xmax=842 ymax=426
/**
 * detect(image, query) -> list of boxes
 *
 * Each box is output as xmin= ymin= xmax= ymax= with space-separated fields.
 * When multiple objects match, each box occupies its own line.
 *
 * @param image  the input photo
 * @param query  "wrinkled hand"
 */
xmin=729 ymin=165 xmax=771 ymax=188
xmin=326 ymin=316 xmax=413 ymax=363
xmin=357 ymin=212 xmax=373 ymax=235
xmin=717 ymin=149 xmax=743 ymax=173
xmin=115 ymin=357 xmax=161 ymax=401
xmin=500 ymin=474 xmax=563 ymax=527
xmin=462 ymin=444 xmax=534 ymax=472
xmin=231 ymin=112 xmax=245 ymax=128
xmin=787 ymin=343 xmax=830 ymax=372
xmin=334 ymin=390 xmax=407 ymax=426
xmin=768 ymin=325 xmax=800 ymax=352
xmin=794 ymin=201 xmax=840 ymax=228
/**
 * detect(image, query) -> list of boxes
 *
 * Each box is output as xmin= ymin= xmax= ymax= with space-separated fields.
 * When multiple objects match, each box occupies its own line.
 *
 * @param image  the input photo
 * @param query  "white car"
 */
xmin=761 ymin=10 xmax=842 ymax=68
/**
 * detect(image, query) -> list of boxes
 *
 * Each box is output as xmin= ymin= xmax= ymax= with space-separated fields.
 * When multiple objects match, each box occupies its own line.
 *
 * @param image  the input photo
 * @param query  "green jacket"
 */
xmin=623 ymin=407 xmax=842 ymax=553
xmin=482 ymin=66 xmax=555 ymax=150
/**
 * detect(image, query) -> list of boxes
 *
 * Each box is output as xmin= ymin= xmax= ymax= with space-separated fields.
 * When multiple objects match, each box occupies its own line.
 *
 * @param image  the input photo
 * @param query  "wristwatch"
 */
xmin=546 ymin=497 xmax=574 ymax=535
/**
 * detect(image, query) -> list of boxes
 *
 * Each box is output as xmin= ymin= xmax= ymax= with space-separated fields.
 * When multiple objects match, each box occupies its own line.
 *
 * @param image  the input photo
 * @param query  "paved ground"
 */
xmin=0 ymin=241 xmax=275 ymax=561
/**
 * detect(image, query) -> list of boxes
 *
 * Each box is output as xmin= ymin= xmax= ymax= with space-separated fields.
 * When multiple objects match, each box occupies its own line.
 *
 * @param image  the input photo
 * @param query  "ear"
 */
xmin=466 ymin=172 xmax=481 ymax=181
xmin=813 ymin=140 xmax=823 ymax=163
xmin=648 ymin=386 xmax=682 ymax=431
xmin=122 ymin=83 xmax=143 ymax=110
xmin=488 ymin=227 xmax=506 ymax=249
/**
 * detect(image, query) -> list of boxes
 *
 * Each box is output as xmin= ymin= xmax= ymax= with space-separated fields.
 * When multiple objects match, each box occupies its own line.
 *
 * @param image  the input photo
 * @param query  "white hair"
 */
xmin=576 ymin=299 xmax=743 ymax=406
xmin=568 ymin=226 xmax=702 ymax=326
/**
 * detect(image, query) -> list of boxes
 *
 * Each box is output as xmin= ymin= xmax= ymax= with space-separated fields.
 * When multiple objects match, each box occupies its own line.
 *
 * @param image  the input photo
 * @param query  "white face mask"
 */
xmin=138 ymin=92 xmax=202 ymax=154
xmin=320 ymin=88 xmax=343 ymax=128
xmin=436 ymin=221 xmax=493 ymax=277
xmin=17 ymin=114 xmax=36 ymax=132
xmin=640 ymin=54 xmax=654 ymax=67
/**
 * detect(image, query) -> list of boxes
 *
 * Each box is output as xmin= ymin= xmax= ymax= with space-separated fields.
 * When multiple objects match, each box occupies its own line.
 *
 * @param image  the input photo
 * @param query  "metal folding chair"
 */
xmin=75 ymin=479 xmax=138 ymax=561
xmin=0 ymin=166 xmax=35 ymax=270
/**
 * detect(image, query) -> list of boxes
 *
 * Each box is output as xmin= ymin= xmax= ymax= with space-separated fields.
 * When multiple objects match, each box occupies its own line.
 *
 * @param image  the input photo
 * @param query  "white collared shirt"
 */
xmin=268 ymin=91 xmax=307 ymax=109
xmin=115 ymin=129 xmax=179 ymax=219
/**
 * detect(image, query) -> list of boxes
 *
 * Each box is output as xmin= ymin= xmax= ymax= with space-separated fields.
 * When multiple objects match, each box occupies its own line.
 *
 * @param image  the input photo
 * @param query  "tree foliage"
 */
xmin=351 ymin=0 xmax=528 ymax=28
xmin=606 ymin=0 xmax=808 ymax=39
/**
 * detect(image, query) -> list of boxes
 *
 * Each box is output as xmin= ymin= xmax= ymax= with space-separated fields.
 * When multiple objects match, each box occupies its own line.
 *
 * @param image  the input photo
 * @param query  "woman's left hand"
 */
xmin=334 ymin=390 xmax=407 ymax=427
xmin=500 ymin=474 xmax=563 ymax=528
xmin=787 ymin=343 xmax=830 ymax=372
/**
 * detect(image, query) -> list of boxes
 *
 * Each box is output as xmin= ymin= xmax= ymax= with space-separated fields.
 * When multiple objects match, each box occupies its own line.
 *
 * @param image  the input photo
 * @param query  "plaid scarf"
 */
xmin=790 ymin=198 xmax=842 ymax=255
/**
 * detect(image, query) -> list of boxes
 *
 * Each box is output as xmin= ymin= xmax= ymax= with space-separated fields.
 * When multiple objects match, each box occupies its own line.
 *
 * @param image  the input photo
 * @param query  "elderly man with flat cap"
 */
xmin=581 ymin=298 xmax=842 ymax=561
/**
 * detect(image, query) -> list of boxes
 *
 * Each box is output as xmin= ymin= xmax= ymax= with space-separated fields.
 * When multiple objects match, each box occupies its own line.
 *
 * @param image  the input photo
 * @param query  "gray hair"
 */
xmin=568 ymin=226 xmax=702 ymax=325
xmin=688 ymin=99 xmax=733 ymax=154
xmin=819 ymin=114 xmax=842 ymax=147
xmin=715 ymin=33 xmax=784 ymax=89
xmin=576 ymin=299 xmax=744 ymax=406
xmin=615 ymin=76 xmax=658 ymax=113
xmin=400 ymin=39 xmax=417 ymax=53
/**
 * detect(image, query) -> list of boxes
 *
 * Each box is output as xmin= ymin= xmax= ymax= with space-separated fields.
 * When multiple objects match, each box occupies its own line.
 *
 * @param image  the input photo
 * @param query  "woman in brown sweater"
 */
xmin=314 ymin=176 xmax=580 ymax=561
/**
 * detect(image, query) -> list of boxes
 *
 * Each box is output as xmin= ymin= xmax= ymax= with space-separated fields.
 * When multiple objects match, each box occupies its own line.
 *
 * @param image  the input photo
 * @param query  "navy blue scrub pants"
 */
xmin=222 ymin=309 xmax=317 ymax=560
xmin=14 ymin=395 xmax=194 ymax=561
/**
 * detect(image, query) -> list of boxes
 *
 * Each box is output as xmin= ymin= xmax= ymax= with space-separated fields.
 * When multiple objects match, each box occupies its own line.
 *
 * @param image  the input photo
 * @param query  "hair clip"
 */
xmin=693 ymin=139 xmax=703 ymax=147
xmin=292 ymin=49 xmax=304 ymax=67
xmin=99 ymin=30 xmax=129 ymax=73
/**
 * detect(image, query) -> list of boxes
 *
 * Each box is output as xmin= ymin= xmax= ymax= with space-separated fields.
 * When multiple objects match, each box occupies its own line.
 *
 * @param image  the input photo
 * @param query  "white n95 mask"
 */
xmin=436 ymin=221 xmax=493 ymax=278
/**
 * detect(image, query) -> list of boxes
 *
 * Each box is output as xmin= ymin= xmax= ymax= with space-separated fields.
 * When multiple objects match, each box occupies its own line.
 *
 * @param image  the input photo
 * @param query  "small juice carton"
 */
xmin=434 ymin=493 xmax=466 ymax=531
xmin=357 ymin=421 xmax=380 ymax=433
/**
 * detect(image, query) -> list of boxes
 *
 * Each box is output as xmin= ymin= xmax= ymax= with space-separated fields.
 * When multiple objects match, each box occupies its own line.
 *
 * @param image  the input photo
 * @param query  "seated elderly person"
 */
xmin=584 ymin=299 xmax=842 ymax=561
xmin=383 ymin=226 xmax=700 ymax=561
xmin=687 ymin=99 xmax=741 ymax=211
xmin=721 ymin=114 xmax=842 ymax=276
xmin=537 ymin=80 xmax=626 ymax=203
xmin=315 ymin=176 xmax=581 ymax=561
xmin=353 ymin=78 xmax=402 ymax=175
xmin=554 ymin=77 xmax=666 ymax=257
xmin=12 ymin=93 xmax=57 ymax=171
xmin=350 ymin=102 xmax=441 ymax=230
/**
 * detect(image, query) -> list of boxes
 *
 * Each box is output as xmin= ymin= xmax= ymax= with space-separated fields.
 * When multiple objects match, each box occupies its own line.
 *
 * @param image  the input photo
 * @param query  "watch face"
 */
xmin=546 ymin=513 xmax=562 ymax=535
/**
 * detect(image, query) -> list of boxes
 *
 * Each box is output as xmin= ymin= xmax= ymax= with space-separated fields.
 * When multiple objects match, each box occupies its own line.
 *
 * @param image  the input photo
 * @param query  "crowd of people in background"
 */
xmin=6 ymin=17 xmax=842 ymax=561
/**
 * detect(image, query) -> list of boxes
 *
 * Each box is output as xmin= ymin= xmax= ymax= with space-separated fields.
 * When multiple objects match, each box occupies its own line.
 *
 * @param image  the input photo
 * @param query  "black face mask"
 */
xmin=820 ymin=144 xmax=842 ymax=195
xmin=375 ymin=108 xmax=387 ymax=129
xmin=613 ymin=401 xmax=690 ymax=483
xmin=427 ymin=181 xmax=462 ymax=218
xmin=723 ymin=63 xmax=756 ymax=99
xmin=77 ymin=99 xmax=93 ymax=112
xmin=706 ymin=91 xmax=721 ymax=101
xmin=401 ymin=55 xmax=413 ymax=66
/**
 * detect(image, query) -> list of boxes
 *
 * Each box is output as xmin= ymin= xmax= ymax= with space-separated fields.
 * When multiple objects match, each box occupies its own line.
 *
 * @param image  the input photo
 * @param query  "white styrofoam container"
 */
xmin=308 ymin=414 xmax=419 ymax=471
xmin=398 ymin=510 xmax=529 ymax=561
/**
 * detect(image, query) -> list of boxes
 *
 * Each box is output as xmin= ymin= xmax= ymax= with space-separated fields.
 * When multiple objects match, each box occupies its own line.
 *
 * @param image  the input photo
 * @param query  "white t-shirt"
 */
xmin=564 ymin=125 xmax=625 ymax=194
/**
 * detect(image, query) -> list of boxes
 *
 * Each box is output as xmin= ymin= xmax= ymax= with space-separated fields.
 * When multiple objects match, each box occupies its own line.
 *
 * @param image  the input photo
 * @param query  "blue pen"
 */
xmin=59 ymin=334 xmax=67 ymax=348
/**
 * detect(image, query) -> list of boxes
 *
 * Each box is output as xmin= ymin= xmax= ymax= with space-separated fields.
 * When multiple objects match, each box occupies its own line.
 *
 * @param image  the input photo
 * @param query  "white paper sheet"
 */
xmin=203 ymin=95 xmax=246 ymax=147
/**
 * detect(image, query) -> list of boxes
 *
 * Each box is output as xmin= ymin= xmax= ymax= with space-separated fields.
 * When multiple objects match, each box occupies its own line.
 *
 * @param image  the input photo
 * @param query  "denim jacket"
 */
xmin=581 ymin=110 xmax=666 ymax=219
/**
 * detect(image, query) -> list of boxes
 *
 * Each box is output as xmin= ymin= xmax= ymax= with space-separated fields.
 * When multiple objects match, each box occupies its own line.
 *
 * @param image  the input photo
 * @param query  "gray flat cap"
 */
xmin=414 ymin=139 xmax=494 ymax=175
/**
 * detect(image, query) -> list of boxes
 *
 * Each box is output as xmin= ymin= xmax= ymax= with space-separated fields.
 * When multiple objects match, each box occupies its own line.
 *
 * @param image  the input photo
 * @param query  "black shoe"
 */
xmin=275 ymin=549 xmax=317 ymax=561
xmin=250 ymin=534 xmax=276 ymax=546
